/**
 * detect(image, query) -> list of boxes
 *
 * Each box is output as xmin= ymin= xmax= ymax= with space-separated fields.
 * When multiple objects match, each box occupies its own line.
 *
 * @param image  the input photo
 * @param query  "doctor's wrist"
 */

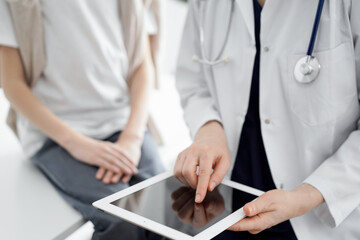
xmin=290 ymin=183 xmax=324 ymax=217
xmin=195 ymin=120 xmax=224 ymax=141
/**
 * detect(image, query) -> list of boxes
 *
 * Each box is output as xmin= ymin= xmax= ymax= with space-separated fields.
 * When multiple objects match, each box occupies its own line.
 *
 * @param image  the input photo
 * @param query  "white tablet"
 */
xmin=93 ymin=171 xmax=263 ymax=240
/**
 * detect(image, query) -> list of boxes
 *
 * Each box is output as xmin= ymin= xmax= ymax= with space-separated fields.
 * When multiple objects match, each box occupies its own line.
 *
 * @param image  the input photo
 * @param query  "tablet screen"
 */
xmin=111 ymin=177 xmax=257 ymax=237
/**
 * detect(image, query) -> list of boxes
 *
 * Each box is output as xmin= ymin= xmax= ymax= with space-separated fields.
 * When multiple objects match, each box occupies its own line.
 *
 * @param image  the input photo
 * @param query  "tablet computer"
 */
xmin=93 ymin=171 xmax=263 ymax=240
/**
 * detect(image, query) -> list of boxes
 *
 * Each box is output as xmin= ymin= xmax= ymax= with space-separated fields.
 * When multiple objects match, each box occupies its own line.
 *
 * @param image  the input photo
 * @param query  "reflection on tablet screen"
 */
xmin=111 ymin=177 xmax=257 ymax=237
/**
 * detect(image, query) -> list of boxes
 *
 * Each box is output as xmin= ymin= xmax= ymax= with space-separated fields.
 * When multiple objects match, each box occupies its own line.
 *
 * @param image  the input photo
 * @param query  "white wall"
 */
xmin=0 ymin=90 xmax=20 ymax=153
xmin=150 ymin=0 xmax=191 ymax=168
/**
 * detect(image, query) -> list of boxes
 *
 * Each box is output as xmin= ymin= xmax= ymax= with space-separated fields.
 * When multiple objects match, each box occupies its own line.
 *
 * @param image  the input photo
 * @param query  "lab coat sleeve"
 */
xmin=304 ymin=1 xmax=360 ymax=228
xmin=175 ymin=0 xmax=222 ymax=138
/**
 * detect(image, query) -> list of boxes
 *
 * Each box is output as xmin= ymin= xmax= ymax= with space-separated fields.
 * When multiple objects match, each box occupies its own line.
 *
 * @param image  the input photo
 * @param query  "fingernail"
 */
xmin=209 ymin=181 xmax=216 ymax=191
xmin=195 ymin=194 xmax=201 ymax=203
xmin=248 ymin=205 xmax=254 ymax=215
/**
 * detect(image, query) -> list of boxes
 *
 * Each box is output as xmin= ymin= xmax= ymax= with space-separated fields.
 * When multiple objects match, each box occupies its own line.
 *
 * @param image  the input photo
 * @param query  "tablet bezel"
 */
xmin=93 ymin=171 xmax=264 ymax=240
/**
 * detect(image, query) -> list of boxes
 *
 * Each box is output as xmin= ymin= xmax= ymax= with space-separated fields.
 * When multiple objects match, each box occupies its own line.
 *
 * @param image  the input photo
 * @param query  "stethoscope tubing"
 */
xmin=306 ymin=0 xmax=325 ymax=57
xmin=194 ymin=0 xmax=325 ymax=79
xmin=293 ymin=0 xmax=324 ymax=84
xmin=195 ymin=0 xmax=234 ymax=65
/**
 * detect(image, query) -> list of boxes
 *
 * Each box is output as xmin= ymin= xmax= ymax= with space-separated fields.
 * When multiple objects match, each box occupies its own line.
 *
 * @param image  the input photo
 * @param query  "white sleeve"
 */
xmin=145 ymin=8 xmax=158 ymax=35
xmin=304 ymin=0 xmax=360 ymax=228
xmin=0 ymin=0 xmax=18 ymax=48
xmin=175 ymin=0 xmax=222 ymax=138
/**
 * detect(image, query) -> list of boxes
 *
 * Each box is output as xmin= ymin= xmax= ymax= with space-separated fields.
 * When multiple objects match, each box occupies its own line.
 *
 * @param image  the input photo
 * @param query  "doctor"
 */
xmin=174 ymin=0 xmax=360 ymax=239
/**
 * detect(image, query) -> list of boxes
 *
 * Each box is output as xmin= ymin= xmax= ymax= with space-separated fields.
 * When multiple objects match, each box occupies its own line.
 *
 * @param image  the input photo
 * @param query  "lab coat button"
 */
xmin=265 ymin=119 xmax=271 ymax=124
xmin=263 ymin=46 xmax=270 ymax=52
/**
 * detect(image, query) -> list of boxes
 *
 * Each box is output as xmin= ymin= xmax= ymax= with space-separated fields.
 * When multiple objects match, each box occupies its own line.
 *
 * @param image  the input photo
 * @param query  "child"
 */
xmin=0 ymin=0 xmax=164 ymax=238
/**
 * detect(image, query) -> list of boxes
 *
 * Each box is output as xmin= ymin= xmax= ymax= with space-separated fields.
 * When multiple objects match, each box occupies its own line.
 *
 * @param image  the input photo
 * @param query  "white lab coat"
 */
xmin=176 ymin=0 xmax=360 ymax=239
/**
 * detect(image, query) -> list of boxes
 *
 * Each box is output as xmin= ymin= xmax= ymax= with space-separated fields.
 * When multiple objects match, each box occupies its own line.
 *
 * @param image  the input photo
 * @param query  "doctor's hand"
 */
xmin=96 ymin=131 xmax=143 ymax=184
xmin=171 ymin=186 xmax=225 ymax=229
xmin=229 ymin=183 xmax=324 ymax=234
xmin=174 ymin=120 xmax=231 ymax=203
xmin=65 ymin=134 xmax=138 ymax=182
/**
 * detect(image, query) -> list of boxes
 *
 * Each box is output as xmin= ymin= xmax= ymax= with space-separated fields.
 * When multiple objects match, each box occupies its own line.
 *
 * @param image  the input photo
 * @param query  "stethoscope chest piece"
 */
xmin=294 ymin=56 xmax=320 ymax=84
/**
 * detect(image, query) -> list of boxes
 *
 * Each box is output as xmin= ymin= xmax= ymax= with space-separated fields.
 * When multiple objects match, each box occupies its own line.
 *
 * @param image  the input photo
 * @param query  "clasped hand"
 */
xmin=66 ymin=132 xmax=141 ymax=184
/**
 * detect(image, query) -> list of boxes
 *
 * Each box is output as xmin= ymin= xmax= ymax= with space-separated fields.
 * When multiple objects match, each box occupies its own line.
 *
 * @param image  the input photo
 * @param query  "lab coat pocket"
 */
xmin=287 ymin=42 xmax=356 ymax=126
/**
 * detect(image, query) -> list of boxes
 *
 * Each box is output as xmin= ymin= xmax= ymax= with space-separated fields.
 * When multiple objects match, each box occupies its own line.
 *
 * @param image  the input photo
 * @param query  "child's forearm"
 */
xmin=1 ymin=46 xmax=79 ymax=149
xmin=121 ymin=41 xmax=154 ymax=142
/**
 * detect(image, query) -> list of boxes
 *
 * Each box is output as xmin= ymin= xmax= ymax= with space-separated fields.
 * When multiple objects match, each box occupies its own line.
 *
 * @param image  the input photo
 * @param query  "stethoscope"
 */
xmin=192 ymin=0 xmax=325 ymax=84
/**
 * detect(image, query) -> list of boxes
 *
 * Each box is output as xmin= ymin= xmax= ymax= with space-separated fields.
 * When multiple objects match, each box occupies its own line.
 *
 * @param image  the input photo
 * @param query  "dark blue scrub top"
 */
xmin=231 ymin=0 xmax=274 ymax=193
xmin=232 ymin=0 xmax=276 ymax=191
xmin=214 ymin=1 xmax=298 ymax=239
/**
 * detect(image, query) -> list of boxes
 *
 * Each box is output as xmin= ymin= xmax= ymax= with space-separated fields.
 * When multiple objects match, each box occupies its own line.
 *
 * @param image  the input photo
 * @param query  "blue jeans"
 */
xmin=31 ymin=131 xmax=165 ymax=240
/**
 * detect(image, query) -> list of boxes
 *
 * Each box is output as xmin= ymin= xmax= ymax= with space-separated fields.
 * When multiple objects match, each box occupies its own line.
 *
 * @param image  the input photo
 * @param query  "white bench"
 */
xmin=0 ymin=92 xmax=85 ymax=240
xmin=0 ymin=73 xmax=191 ymax=240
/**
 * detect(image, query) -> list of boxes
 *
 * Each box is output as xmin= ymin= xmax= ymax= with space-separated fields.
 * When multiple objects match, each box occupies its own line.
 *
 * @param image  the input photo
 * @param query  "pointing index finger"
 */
xmin=195 ymin=155 xmax=212 ymax=203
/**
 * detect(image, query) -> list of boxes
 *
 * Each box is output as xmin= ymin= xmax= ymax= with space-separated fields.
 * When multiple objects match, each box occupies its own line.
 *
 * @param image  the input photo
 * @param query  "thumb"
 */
xmin=243 ymin=194 xmax=271 ymax=217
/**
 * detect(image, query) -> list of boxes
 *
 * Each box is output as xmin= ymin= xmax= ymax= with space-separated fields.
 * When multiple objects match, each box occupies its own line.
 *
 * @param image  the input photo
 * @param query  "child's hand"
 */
xmin=65 ymin=134 xmax=138 ymax=176
xmin=96 ymin=131 xmax=143 ymax=184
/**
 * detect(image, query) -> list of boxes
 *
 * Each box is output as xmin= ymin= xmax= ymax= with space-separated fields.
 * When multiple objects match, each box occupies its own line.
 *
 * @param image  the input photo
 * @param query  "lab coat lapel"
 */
xmin=235 ymin=0 xmax=255 ymax=43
